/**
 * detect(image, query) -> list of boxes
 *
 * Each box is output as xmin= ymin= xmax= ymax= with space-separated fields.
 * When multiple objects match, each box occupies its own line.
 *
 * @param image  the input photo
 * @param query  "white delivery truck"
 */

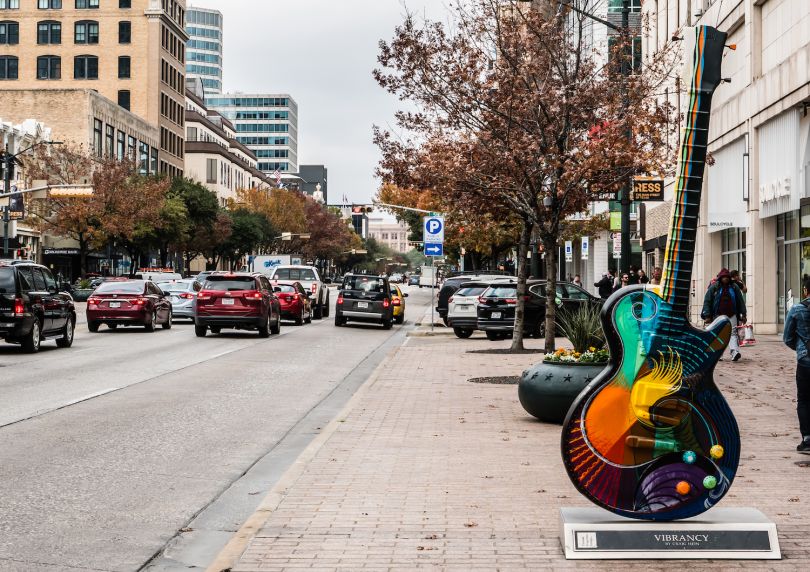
xmin=252 ymin=255 xmax=291 ymax=274
xmin=419 ymin=265 xmax=435 ymax=288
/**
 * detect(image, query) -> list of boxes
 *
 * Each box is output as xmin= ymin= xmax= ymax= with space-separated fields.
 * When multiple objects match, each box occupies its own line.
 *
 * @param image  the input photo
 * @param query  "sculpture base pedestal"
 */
xmin=560 ymin=507 xmax=780 ymax=560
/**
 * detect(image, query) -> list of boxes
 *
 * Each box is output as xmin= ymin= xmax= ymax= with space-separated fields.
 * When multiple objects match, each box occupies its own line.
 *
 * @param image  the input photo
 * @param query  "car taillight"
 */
xmin=132 ymin=298 xmax=147 ymax=306
xmin=311 ymin=283 xmax=317 ymax=293
xmin=383 ymin=298 xmax=390 ymax=309
xmin=337 ymin=295 xmax=344 ymax=305
xmin=505 ymin=298 xmax=517 ymax=304
xmin=13 ymin=298 xmax=24 ymax=316
xmin=392 ymin=298 xmax=401 ymax=306
xmin=197 ymin=291 xmax=212 ymax=301
xmin=179 ymin=293 xmax=194 ymax=299
xmin=478 ymin=297 xmax=487 ymax=304
xmin=245 ymin=291 xmax=263 ymax=300
xmin=87 ymin=296 xmax=100 ymax=306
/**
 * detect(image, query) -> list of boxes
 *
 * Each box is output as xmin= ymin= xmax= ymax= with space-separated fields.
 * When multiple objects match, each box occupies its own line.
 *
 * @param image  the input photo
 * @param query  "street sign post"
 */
xmin=423 ymin=216 xmax=445 ymax=243
xmin=423 ymin=216 xmax=445 ymax=334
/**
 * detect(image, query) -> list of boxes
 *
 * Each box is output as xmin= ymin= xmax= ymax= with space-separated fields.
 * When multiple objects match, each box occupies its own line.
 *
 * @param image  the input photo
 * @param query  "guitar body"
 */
xmin=561 ymin=25 xmax=740 ymax=520
xmin=562 ymin=285 xmax=739 ymax=520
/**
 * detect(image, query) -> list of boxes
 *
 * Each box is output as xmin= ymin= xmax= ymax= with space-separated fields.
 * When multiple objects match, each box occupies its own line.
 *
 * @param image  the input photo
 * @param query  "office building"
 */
xmin=367 ymin=217 xmax=411 ymax=254
xmin=641 ymin=0 xmax=810 ymax=333
xmin=206 ymin=93 xmax=299 ymax=175
xmin=0 ymin=0 xmax=188 ymax=177
xmin=185 ymin=5 xmax=222 ymax=94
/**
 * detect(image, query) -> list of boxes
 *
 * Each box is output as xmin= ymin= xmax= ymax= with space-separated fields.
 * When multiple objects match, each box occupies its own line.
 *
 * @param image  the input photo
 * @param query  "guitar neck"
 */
xmin=660 ymin=90 xmax=715 ymax=312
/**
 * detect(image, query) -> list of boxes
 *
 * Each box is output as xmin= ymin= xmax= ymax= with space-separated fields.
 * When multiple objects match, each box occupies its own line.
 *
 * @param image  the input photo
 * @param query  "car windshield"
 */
xmin=204 ymin=277 xmax=256 ymax=291
xmin=0 ymin=268 xmax=14 ymax=293
xmin=162 ymin=281 xmax=193 ymax=293
xmin=456 ymin=286 xmax=487 ymax=297
xmin=483 ymin=286 xmax=517 ymax=299
xmin=276 ymin=285 xmax=296 ymax=293
xmin=95 ymin=281 xmax=145 ymax=294
xmin=343 ymin=276 xmax=385 ymax=293
xmin=274 ymin=268 xmax=316 ymax=281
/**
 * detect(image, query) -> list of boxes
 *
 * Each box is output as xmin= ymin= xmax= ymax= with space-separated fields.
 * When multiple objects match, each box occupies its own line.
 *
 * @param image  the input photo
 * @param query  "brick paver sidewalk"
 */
xmin=214 ymin=329 xmax=810 ymax=571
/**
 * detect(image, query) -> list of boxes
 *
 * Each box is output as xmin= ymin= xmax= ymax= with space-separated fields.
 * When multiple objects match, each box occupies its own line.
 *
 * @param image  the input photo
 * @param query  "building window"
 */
xmin=38 ymin=0 xmax=61 ymax=8
xmin=206 ymin=158 xmax=217 ymax=184
xmin=37 ymin=20 xmax=60 ymax=44
xmin=116 ymin=130 xmax=125 ymax=161
xmin=127 ymin=135 xmax=136 ymax=159
xmin=119 ymin=0 xmax=131 ymax=8
xmin=105 ymin=124 xmax=114 ymax=157
xmin=36 ymin=55 xmax=60 ymax=79
xmin=150 ymin=147 xmax=158 ymax=174
xmin=0 ymin=55 xmax=17 ymax=79
xmin=75 ymin=0 xmax=98 ymax=8
xmin=139 ymin=141 xmax=148 ymax=173
xmin=118 ymin=55 xmax=130 ymax=78
xmin=74 ymin=55 xmax=98 ymax=79
xmin=93 ymin=118 xmax=103 ymax=157
xmin=118 ymin=89 xmax=130 ymax=111
xmin=75 ymin=20 xmax=98 ymax=44
xmin=0 ymin=21 xmax=18 ymax=44
xmin=0 ymin=1 xmax=20 ymax=9
xmin=721 ymin=228 xmax=747 ymax=284
xmin=118 ymin=21 xmax=131 ymax=44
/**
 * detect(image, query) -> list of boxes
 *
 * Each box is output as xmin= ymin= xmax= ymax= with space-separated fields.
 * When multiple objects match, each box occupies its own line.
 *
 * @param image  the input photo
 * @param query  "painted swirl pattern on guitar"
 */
xmin=561 ymin=26 xmax=740 ymax=521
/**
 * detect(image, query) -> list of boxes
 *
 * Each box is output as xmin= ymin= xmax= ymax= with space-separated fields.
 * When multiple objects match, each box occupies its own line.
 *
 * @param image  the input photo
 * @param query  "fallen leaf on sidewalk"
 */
xmin=424 ymin=534 xmax=439 ymax=540
xmin=789 ymin=498 xmax=800 ymax=502
xmin=179 ymin=527 xmax=193 ymax=533
xmin=464 ymin=522 xmax=478 ymax=528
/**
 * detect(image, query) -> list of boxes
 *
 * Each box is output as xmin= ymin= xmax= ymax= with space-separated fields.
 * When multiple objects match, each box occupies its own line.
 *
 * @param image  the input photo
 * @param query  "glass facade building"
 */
xmin=185 ymin=7 xmax=222 ymax=94
xmin=207 ymin=95 xmax=299 ymax=174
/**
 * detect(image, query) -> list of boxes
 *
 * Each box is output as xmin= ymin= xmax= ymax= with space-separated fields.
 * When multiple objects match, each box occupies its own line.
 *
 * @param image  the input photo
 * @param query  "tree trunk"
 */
xmin=510 ymin=221 xmax=533 ymax=352
xmin=543 ymin=238 xmax=559 ymax=352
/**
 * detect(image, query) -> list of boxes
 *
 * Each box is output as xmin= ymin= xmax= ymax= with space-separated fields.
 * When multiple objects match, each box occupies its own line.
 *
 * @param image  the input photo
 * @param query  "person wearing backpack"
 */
xmin=701 ymin=268 xmax=747 ymax=362
xmin=783 ymin=277 xmax=810 ymax=454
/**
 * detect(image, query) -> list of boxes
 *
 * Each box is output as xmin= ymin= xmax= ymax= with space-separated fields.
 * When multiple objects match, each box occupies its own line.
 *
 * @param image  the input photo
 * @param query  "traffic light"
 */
xmin=351 ymin=205 xmax=373 ymax=215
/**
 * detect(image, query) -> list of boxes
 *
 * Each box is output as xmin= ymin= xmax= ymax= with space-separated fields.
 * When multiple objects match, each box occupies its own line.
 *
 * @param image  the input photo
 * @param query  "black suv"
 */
xmin=0 ymin=262 xmax=76 ymax=352
xmin=334 ymin=274 xmax=394 ymax=329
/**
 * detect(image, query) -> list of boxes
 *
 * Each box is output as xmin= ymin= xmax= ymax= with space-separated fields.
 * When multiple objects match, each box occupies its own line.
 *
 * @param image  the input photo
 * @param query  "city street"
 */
xmin=0 ymin=287 xmax=429 ymax=571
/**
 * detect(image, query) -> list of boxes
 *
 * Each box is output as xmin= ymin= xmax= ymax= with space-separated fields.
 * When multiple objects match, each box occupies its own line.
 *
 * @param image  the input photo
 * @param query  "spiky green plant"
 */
xmin=557 ymin=304 xmax=606 ymax=354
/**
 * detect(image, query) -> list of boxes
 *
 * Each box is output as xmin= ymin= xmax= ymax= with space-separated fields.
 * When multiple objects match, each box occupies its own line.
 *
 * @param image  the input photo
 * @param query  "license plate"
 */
xmin=222 ymin=298 xmax=235 ymax=305
xmin=0 ymin=323 xmax=14 ymax=328
xmin=458 ymin=304 xmax=471 ymax=311
xmin=357 ymin=301 xmax=369 ymax=309
xmin=109 ymin=302 xmax=121 ymax=308
xmin=491 ymin=312 xmax=502 ymax=319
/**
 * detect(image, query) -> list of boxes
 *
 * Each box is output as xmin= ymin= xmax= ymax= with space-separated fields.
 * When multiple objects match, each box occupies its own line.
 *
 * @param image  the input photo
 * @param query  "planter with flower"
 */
xmin=518 ymin=304 xmax=609 ymax=424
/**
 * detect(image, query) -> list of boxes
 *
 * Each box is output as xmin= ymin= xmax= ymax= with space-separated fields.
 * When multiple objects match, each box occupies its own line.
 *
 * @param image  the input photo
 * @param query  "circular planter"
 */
xmin=518 ymin=361 xmax=606 ymax=424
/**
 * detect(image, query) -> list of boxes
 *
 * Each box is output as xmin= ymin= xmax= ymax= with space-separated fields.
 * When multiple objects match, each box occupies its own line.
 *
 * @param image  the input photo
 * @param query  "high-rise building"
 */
xmin=205 ymin=94 xmax=299 ymax=175
xmin=185 ymin=6 xmax=222 ymax=94
xmin=0 ymin=0 xmax=188 ymax=177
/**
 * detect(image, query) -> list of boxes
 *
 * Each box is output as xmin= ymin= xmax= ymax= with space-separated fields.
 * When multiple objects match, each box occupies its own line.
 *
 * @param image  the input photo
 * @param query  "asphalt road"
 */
xmin=0 ymin=285 xmax=429 ymax=571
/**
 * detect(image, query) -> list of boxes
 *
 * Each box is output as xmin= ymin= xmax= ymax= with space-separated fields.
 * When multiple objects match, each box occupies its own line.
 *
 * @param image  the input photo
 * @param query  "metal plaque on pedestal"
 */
xmin=560 ymin=507 xmax=780 ymax=560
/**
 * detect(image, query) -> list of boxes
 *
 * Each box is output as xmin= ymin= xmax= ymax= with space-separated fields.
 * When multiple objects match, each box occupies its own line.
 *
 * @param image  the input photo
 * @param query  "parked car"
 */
xmin=274 ymin=281 xmax=312 ymax=325
xmin=86 ymin=279 xmax=172 ymax=332
xmin=267 ymin=265 xmax=330 ymax=319
xmin=194 ymin=273 xmax=281 ymax=337
xmin=160 ymin=279 xmax=201 ymax=320
xmin=391 ymin=283 xmax=408 ymax=324
xmin=437 ymin=274 xmax=514 ymax=325
xmin=408 ymin=275 xmax=420 ymax=286
xmin=477 ymin=280 xmax=603 ymax=341
xmin=334 ymin=274 xmax=394 ymax=329
xmin=447 ymin=279 xmax=514 ymax=338
xmin=0 ymin=262 xmax=76 ymax=353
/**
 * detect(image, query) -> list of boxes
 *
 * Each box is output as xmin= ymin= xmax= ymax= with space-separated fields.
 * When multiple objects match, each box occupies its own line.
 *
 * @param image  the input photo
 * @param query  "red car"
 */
xmin=86 ymin=280 xmax=172 ymax=332
xmin=274 ymin=281 xmax=312 ymax=325
xmin=194 ymin=273 xmax=281 ymax=337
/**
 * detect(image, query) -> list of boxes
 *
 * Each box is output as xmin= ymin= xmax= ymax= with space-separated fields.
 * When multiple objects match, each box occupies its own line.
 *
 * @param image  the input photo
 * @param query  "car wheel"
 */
xmin=88 ymin=321 xmax=100 ymax=333
xmin=313 ymin=302 xmax=323 ymax=320
xmin=258 ymin=314 xmax=271 ymax=338
xmin=322 ymin=293 xmax=330 ymax=317
xmin=382 ymin=319 xmax=393 ymax=330
xmin=395 ymin=314 xmax=404 ymax=325
xmin=305 ymin=306 xmax=312 ymax=324
xmin=210 ymin=327 xmax=221 ymax=334
xmin=145 ymin=310 xmax=157 ymax=332
xmin=454 ymin=327 xmax=473 ymax=339
xmin=56 ymin=315 xmax=76 ymax=348
xmin=21 ymin=319 xmax=42 ymax=353
xmin=194 ymin=323 xmax=207 ymax=337
xmin=270 ymin=314 xmax=281 ymax=335
xmin=294 ymin=306 xmax=304 ymax=326
xmin=334 ymin=314 xmax=345 ymax=327
xmin=162 ymin=309 xmax=172 ymax=329
xmin=534 ymin=319 xmax=546 ymax=339
xmin=485 ymin=331 xmax=501 ymax=341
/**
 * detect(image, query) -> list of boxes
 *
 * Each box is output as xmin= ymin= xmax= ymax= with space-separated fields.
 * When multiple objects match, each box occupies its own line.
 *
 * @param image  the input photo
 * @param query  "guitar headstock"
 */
xmin=680 ymin=26 xmax=729 ymax=96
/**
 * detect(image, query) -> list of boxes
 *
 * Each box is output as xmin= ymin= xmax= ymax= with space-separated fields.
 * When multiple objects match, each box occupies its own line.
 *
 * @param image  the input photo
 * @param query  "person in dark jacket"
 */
xmin=594 ymin=271 xmax=614 ymax=299
xmin=784 ymin=277 xmax=810 ymax=454
xmin=701 ymin=268 xmax=747 ymax=361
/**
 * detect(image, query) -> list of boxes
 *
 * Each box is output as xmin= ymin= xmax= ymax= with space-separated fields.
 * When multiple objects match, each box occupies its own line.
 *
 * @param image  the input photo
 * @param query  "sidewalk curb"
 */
xmin=205 ymin=344 xmax=401 ymax=572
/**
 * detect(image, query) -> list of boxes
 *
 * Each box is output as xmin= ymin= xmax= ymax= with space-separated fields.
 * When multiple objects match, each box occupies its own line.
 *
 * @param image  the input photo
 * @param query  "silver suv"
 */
xmin=267 ymin=265 xmax=330 ymax=319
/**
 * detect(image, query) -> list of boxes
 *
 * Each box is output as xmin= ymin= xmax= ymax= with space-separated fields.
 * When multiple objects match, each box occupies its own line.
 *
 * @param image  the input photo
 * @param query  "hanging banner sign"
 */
xmin=8 ymin=187 xmax=24 ymax=220
xmin=565 ymin=241 xmax=573 ymax=262
xmin=612 ymin=232 xmax=621 ymax=260
xmin=581 ymin=237 xmax=589 ymax=260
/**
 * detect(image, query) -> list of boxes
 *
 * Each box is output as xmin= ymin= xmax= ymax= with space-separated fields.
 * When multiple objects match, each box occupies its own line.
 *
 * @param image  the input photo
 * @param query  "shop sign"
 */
xmin=610 ymin=211 xmax=622 ymax=231
xmin=44 ymin=248 xmax=80 ymax=256
xmin=631 ymin=179 xmax=664 ymax=201
xmin=708 ymin=136 xmax=749 ymax=233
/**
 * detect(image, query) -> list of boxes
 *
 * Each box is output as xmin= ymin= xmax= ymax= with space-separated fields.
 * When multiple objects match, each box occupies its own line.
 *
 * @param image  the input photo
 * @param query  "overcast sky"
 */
xmin=188 ymin=0 xmax=449 ymax=207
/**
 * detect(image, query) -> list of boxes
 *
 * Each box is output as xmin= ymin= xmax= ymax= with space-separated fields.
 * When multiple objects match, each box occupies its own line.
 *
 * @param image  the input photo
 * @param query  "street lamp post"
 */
xmin=2 ymin=140 xmax=63 ymax=258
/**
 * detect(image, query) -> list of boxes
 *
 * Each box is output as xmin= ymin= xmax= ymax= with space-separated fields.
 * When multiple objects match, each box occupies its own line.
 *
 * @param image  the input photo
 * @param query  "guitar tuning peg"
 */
xmin=725 ymin=43 xmax=737 ymax=51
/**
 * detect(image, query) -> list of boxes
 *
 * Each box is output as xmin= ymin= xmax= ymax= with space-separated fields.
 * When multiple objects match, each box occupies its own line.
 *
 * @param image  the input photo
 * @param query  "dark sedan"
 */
xmin=477 ymin=281 xmax=602 ymax=341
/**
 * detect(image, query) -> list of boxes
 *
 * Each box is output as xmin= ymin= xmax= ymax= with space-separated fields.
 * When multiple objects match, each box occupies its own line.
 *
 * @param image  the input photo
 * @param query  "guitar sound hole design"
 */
xmin=560 ymin=26 xmax=740 ymax=521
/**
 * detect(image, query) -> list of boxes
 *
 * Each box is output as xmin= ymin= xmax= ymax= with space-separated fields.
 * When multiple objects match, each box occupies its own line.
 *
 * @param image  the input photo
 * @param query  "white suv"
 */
xmin=447 ymin=278 xmax=515 ymax=338
xmin=267 ymin=265 xmax=330 ymax=319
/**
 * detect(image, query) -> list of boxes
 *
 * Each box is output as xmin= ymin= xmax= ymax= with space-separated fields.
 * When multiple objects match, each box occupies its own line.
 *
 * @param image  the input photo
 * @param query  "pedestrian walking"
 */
xmin=730 ymin=269 xmax=747 ymax=294
xmin=614 ymin=272 xmax=630 ymax=293
xmin=638 ymin=269 xmax=650 ymax=284
xmin=573 ymin=274 xmax=582 ymax=287
xmin=650 ymin=266 xmax=662 ymax=285
xmin=701 ymin=268 xmax=747 ymax=362
xmin=783 ymin=277 xmax=810 ymax=454
xmin=594 ymin=271 xmax=614 ymax=299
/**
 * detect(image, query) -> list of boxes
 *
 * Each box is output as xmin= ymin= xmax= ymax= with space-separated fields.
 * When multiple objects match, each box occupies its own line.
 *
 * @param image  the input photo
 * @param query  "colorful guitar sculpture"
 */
xmin=561 ymin=26 xmax=739 ymax=521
